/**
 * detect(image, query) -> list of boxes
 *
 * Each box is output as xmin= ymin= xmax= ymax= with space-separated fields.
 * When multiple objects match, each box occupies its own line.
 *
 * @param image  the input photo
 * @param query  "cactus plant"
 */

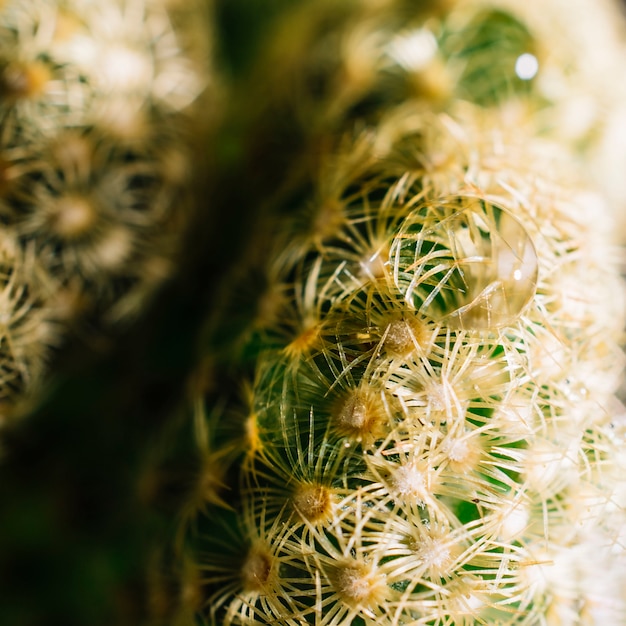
xmin=2 ymin=0 xmax=626 ymax=625
xmin=189 ymin=99 xmax=626 ymax=624
xmin=0 ymin=0 xmax=213 ymax=420
xmin=0 ymin=1 xmax=214 ymax=624
xmin=178 ymin=0 xmax=626 ymax=619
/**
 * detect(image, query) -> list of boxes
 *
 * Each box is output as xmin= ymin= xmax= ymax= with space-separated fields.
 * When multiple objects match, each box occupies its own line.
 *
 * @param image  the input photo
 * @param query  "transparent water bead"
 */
xmin=389 ymin=196 xmax=538 ymax=330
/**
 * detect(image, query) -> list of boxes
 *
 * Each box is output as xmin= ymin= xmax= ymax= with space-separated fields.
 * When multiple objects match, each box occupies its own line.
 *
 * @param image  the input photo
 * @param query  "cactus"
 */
xmin=179 ymin=1 xmax=626 ymax=624
xmin=0 ymin=0 xmax=213 ymax=420
xmin=2 ymin=1 xmax=626 ymax=625
xmin=0 ymin=1 xmax=214 ymax=625
xmin=191 ymin=100 xmax=626 ymax=624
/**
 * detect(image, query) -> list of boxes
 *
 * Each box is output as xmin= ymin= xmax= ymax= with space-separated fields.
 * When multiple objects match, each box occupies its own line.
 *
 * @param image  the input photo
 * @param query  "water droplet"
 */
xmin=515 ymin=53 xmax=539 ymax=80
xmin=390 ymin=196 xmax=538 ymax=330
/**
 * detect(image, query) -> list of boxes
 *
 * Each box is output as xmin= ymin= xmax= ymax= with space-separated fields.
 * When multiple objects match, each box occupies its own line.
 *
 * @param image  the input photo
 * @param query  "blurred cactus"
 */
xmin=252 ymin=0 xmax=626 ymax=237
xmin=0 ymin=0 xmax=214 ymax=625
xmin=0 ymin=0 xmax=213 ymax=421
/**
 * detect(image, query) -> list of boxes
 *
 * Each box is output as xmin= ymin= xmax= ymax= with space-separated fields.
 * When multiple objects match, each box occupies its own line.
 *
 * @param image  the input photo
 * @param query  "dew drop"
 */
xmin=390 ymin=196 xmax=538 ymax=330
xmin=515 ymin=53 xmax=539 ymax=81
